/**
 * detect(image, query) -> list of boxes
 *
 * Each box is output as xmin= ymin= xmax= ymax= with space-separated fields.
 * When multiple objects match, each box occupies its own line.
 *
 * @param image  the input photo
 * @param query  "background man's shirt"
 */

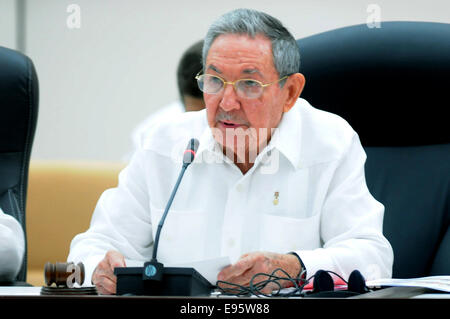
xmin=124 ymin=101 xmax=184 ymax=161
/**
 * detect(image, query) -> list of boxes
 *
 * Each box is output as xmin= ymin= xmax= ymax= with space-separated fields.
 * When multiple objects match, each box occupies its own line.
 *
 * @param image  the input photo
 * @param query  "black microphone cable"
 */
xmin=216 ymin=267 xmax=308 ymax=298
xmin=215 ymin=269 xmax=351 ymax=298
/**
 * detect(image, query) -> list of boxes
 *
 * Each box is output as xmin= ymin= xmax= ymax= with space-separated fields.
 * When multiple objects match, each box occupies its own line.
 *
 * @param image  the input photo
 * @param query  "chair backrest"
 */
xmin=0 ymin=46 xmax=39 ymax=282
xmin=297 ymin=21 xmax=450 ymax=278
xmin=26 ymin=160 xmax=124 ymax=286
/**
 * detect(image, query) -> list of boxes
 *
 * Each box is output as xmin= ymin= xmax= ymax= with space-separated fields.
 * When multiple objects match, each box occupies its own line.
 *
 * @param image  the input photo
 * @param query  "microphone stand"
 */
xmin=114 ymin=139 xmax=213 ymax=296
xmin=151 ymin=162 xmax=188 ymax=264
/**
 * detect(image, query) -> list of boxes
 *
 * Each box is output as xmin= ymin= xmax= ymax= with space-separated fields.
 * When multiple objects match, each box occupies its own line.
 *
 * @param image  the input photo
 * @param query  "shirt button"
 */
xmin=228 ymin=238 xmax=235 ymax=247
xmin=236 ymin=184 xmax=243 ymax=192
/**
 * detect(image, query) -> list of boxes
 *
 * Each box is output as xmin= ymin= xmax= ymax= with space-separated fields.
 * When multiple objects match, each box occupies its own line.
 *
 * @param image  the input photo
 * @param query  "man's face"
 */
xmin=204 ymin=33 xmax=290 ymax=161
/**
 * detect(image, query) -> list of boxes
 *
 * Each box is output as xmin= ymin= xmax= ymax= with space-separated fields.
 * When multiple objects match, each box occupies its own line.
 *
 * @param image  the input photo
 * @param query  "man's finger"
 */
xmin=95 ymin=274 xmax=117 ymax=295
xmin=93 ymin=271 xmax=117 ymax=288
xmin=96 ymin=282 xmax=115 ymax=295
xmin=95 ymin=283 xmax=108 ymax=295
xmin=97 ymin=272 xmax=117 ymax=284
xmin=92 ymin=251 xmax=126 ymax=294
xmin=227 ymin=261 xmax=269 ymax=287
xmin=218 ymin=255 xmax=257 ymax=281
xmin=105 ymin=250 xmax=126 ymax=271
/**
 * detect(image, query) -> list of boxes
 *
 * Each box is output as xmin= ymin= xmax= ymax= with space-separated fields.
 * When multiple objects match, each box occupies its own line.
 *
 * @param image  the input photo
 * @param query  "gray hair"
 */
xmin=202 ymin=9 xmax=300 ymax=83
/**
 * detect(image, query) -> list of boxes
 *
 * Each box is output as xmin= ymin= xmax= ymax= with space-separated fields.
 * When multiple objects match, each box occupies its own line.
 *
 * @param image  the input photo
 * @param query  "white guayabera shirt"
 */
xmin=0 ymin=208 xmax=25 ymax=281
xmin=68 ymin=98 xmax=393 ymax=285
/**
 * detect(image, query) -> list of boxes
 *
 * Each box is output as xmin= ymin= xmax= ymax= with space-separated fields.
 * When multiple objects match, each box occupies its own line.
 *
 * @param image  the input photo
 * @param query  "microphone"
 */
xmin=115 ymin=138 xmax=211 ymax=296
xmin=182 ymin=138 xmax=200 ymax=167
xmin=143 ymin=138 xmax=200 ymax=281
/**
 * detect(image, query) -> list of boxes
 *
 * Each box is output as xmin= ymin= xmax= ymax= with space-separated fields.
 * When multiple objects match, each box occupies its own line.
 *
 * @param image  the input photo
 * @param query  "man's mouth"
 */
xmin=220 ymin=121 xmax=243 ymax=128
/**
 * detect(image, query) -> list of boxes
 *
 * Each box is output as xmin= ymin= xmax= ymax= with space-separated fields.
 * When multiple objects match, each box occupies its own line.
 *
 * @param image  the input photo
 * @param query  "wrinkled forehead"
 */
xmin=205 ymin=33 xmax=276 ymax=75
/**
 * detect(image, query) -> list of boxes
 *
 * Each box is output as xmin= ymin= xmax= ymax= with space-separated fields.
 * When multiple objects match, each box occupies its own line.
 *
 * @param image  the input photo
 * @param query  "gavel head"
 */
xmin=44 ymin=262 xmax=85 ymax=287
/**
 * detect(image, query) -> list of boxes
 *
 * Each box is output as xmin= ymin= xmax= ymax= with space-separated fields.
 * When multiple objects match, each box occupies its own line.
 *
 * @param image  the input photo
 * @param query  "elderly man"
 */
xmin=69 ymin=9 xmax=393 ymax=295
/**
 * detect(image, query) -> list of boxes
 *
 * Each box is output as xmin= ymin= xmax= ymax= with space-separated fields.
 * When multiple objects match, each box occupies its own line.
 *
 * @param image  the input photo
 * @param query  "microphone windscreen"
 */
xmin=347 ymin=270 xmax=367 ymax=294
xmin=312 ymin=270 xmax=334 ymax=293
xmin=183 ymin=138 xmax=200 ymax=165
xmin=188 ymin=138 xmax=200 ymax=153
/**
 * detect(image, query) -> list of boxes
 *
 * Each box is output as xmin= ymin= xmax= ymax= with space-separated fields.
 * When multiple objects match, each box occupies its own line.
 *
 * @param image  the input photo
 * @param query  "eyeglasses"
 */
xmin=195 ymin=72 xmax=289 ymax=99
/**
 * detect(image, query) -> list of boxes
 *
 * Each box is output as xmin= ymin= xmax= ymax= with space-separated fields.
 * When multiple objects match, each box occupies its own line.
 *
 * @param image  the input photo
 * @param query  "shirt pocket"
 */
xmin=150 ymin=204 xmax=207 ymax=263
xmin=259 ymin=210 xmax=321 ymax=252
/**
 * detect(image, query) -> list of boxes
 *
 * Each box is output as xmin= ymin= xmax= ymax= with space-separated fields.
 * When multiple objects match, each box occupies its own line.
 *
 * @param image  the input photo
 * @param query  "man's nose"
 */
xmin=219 ymin=83 xmax=240 ymax=112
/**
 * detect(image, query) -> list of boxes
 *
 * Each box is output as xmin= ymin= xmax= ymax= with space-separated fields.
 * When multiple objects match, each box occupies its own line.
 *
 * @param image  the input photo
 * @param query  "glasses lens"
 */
xmin=198 ymin=74 xmax=223 ymax=94
xmin=236 ymin=79 xmax=263 ymax=99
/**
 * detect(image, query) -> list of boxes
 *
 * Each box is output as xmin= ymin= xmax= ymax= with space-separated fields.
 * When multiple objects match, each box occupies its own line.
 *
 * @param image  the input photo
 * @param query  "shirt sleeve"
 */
xmin=67 ymin=150 xmax=153 ymax=285
xmin=0 ymin=209 xmax=25 ymax=281
xmin=295 ymin=133 xmax=394 ymax=281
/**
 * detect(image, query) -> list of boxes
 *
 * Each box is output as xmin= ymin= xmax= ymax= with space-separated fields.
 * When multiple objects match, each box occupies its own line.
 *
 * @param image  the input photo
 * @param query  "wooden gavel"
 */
xmin=44 ymin=262 xmax=85 ymax=287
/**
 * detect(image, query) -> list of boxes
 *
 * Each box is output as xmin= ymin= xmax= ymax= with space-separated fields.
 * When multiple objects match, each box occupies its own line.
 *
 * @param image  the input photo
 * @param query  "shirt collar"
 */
xmin=196 ymin=125 xmax=216 ymax=156
xmin=266 ymin=99 xmax=303 ymax=170
xmin=194 ymin=123 xmax=231 ymax=165
xmin=195 ymin=99 xmax=304 ymax=170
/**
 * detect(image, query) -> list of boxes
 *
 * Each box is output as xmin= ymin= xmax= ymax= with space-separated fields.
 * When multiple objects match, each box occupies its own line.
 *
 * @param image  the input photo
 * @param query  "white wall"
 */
xmin=0 ymin=0 xmax=16 ymax=49
xmin=4 ymin=0 xmax=450 ymax=162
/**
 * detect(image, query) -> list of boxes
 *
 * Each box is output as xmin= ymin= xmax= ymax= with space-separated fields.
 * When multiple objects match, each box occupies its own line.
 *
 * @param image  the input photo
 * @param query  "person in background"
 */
xmin=0 ymin=208 xmax=25 ymax=283
xmin=129 ymin=40 xmax=205 ymax=154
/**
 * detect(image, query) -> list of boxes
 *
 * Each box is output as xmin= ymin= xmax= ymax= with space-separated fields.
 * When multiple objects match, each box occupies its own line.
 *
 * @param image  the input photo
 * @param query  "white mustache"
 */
xmin=215 ymin=112 xmax=250 ymax=126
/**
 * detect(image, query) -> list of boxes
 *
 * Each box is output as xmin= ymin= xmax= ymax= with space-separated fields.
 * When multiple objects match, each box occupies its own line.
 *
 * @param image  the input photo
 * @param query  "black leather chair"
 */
xmin=297 ymin=21 xmax=450 ymax=278
xmin=0 ymin=46 xmax=39 ymax=283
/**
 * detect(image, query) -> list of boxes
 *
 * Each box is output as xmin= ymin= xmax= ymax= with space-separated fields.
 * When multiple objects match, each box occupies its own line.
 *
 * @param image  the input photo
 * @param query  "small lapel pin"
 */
xmin=273 ymin=191 xmax=279 ymax=205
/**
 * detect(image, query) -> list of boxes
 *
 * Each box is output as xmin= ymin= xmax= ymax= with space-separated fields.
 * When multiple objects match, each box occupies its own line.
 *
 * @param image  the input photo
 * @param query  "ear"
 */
xmin=282 ymin=73 xmax=306 ymax=113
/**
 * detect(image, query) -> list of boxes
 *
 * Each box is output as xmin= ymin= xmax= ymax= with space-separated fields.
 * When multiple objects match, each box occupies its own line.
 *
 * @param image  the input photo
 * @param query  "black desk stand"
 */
xmin=114 ymin=266 xmax=213 ymax=296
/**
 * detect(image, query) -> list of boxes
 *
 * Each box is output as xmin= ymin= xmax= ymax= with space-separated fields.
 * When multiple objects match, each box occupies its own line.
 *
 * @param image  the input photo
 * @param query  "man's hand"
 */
xmin=92 ymin=250 xmax=126 ymax=295
xmin=217 ymin=252 xmax=301 ymax=294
